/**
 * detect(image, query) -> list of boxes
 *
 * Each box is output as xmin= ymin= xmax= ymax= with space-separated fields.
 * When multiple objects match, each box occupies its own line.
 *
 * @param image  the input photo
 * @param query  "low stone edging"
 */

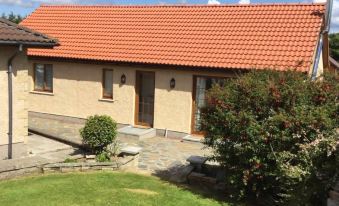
xmin=42 ymin=156 xmax=136 ymax=173
xmin=43 ymin=162 xmax=121 ymax=173
xmin=0 ymin=154 xmax=137 ymax=180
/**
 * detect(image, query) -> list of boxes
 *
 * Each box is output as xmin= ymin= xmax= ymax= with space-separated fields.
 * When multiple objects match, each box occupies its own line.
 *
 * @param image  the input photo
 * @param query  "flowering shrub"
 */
xmin=202 ymin=71 xmax=338 ymax=205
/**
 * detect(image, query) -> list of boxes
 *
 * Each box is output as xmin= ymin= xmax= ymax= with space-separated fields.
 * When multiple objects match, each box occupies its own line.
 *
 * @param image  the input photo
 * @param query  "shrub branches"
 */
xmin=202 ymin=71 xmax=338 ymax=205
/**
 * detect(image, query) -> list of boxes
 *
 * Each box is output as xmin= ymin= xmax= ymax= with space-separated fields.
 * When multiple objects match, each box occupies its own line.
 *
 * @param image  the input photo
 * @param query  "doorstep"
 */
xmin=182 ymin=135 xmax=204 ymax=143
xmin=118 ymin=126 xmax=156 ymax=140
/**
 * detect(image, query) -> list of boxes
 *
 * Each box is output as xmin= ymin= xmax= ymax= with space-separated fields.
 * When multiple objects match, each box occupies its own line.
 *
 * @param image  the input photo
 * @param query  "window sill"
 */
xmin=30 ymin=91 xmax=54 ymax=96
xmin=98 ymin=98 xmax=115 ymax=103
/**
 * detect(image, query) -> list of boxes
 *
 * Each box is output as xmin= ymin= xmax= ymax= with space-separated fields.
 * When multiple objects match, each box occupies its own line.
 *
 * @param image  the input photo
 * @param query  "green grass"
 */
xmin=0 ymin=172 xmax=228 ymax=206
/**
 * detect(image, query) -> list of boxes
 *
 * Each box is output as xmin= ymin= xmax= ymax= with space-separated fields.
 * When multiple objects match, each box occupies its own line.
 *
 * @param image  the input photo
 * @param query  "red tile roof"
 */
xmin=21 ymin=4 xmax=325 ymax=72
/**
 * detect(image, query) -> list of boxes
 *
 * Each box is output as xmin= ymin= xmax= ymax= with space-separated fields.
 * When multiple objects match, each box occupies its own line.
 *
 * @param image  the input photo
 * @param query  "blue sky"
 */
xmin=0 ymin=0 xmax=338 ymax=32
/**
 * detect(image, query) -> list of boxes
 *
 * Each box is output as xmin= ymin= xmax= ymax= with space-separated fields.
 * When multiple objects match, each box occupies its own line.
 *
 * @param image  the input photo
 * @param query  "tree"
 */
xmin=329 ymin=33 xmax=339 ymax=61
xmin=1 ymin=12 xmax=24 ymax=24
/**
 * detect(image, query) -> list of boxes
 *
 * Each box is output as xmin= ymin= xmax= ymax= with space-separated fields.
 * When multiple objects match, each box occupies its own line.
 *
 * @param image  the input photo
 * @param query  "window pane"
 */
xmin=103 ymin=70 xmax=113 ymax=98
xmin=193 ymin=77 xmax=226 ymax=132
xmin=45 ymin=65 xmax=53 ymax=91
xmin=34 ymin=64 xmax=44 ymax=90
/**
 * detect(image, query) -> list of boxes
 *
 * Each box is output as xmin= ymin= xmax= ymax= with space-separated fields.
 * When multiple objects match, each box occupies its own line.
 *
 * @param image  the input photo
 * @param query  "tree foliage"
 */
xmin=330 ymin=33 xmax=339 ymax=61
xmin=202 ymin=71 xmax=339 ymax=205
xmin=1 ymin=12 xmax=24 ymax=24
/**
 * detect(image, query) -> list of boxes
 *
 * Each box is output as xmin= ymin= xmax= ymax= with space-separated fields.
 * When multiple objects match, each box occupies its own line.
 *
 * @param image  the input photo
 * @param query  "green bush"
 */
xmin=202 ymin=71 xmax=338 ymax=205
xmin=80 ymin=115 xmax=117 ymax=154
xmin=96 ymin=151 xmax=111 ymax=162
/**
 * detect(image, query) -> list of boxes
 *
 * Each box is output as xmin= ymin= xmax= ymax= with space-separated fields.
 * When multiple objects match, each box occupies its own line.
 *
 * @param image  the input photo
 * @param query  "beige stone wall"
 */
xmin=28 ymin=60 xmax=233 ymax=134
xmin=0 ymin=46 xmax=28 ymax=146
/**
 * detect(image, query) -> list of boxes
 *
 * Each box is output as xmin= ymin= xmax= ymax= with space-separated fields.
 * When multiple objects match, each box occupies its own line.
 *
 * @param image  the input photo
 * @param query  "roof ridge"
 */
xmin=38 ymin=3 xmax=326 ymax=8
xmin=0 ymin=18 xmax=58 ymax=44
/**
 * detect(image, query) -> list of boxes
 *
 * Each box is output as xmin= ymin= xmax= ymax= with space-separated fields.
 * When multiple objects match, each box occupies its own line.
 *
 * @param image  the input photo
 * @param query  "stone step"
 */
xmin=187 ymin=155 xmax=208 ymax=173
xmin=168 ymin=164 xmax=195 ymax=183
xmin=188 ymin=172 xmax=217 ymax=185
xmin=118 ymin=126 xmax=156 ymax=140
xmin=188 ymin=172 xmax=221 ymax=192
xmin=182 ymin=135 xmax=203 ymax=143
xmin=120 ymin=146 xmax=142 ymax=155
xmin=187 ymin=155 xmax=208 ymax=165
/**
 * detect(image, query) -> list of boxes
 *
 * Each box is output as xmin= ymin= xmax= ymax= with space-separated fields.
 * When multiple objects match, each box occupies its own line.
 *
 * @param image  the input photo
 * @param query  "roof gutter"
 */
xmin=311 ymin=0 xmax=333 ymax=80
xmin=0 ymin=41 xmax=58 ymax=48
xmin=7 ymin=44 xmax=23 ymax=159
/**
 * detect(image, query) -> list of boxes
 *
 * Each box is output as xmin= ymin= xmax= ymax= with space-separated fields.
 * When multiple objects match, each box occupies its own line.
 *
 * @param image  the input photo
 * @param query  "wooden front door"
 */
xmin=135 ymin=71 xmax=155 ymax=127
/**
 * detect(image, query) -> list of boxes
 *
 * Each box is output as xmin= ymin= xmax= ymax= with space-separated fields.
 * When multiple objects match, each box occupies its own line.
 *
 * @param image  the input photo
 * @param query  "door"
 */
xmin=135 ymin=71 xmax=155 ymax=127
xmin=192 ymin=76 xmax=226 ymax=134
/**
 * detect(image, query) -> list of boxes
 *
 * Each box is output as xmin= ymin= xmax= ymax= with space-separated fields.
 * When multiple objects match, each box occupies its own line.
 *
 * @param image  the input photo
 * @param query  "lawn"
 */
xmin=0 ymin=172 xmax=228 ymax=206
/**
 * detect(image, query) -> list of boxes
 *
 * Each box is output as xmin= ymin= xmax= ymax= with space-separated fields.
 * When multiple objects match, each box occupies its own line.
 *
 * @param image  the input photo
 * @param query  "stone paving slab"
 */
xmin=27 ymin=133 xmax=73 ymax=155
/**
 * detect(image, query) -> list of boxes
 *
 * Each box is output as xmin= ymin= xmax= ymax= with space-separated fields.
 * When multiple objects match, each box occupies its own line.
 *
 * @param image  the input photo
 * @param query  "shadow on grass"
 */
xmin=151 ymin=163 xmax=243 ymax=206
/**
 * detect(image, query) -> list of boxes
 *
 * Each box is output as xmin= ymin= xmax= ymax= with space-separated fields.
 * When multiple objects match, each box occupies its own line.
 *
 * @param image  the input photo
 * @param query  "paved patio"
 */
xmin=0 ymin=134 xmax=82 ymax=180
xmin=29 ymin=114 xmax=211 ymax=174
xmin=27 ymin=133 xmax=72 ymax=156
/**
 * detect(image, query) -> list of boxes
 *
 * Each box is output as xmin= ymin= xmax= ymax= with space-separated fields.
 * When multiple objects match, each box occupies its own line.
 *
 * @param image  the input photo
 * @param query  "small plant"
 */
xmin=96 ymin=151 xmax=111 ymax=162
xmin=106 ymin=141 xmax=120 ymax=157
xmin=80 ymin=115 xmax=117 ymax=154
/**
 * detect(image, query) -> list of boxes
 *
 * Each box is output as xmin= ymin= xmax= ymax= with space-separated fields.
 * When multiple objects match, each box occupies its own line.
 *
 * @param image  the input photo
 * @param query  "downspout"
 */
xmin=312 ymin=0 xmax=333 ymax=80
xmin=7 ymin=44 xmax=23 ymax=159
xmin=312 ymin=38 xmax=323 ymax=80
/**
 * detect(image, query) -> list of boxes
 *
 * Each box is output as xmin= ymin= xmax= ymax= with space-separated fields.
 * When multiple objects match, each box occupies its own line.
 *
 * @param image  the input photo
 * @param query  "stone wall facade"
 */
xmin=27 ymin=59 xmax=234 ymax=134
xmin=0 ymin=46 xmax=29 ymax=159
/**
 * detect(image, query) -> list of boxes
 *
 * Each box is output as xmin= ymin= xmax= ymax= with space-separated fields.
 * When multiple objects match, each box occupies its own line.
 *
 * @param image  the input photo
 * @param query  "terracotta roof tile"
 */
xmin=21 ymin=4 xmax=325 ymax=72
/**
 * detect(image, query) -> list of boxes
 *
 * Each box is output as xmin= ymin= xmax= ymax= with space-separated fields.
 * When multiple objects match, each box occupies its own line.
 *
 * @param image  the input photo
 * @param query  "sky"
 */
xmin=0 ymin=0 xmax=338 ymax=33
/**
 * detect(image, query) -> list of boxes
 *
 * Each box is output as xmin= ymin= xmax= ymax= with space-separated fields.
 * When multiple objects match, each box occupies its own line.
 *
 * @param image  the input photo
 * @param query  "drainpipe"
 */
xmin=7 ymin=44 xmax=23 ymax=159
xmin=312 ymin=38 xmax=323 ymax=80
xmin=312 ymin=0 xmax=333 ymax=80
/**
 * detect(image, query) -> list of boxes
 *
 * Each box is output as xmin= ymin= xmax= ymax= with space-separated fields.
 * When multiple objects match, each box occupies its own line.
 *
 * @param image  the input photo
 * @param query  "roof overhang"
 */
xmin=0 ymin=40 xmax=58 ymax=48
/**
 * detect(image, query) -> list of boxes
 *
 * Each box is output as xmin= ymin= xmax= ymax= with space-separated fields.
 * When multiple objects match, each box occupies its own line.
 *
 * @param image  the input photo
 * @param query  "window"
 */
xmin=193 ymin=76 xmax=227 ymax=132
xmin=102 ymin=69 xmax=113 ymax=99
xmin=34 ymin=64 xmax=53 ymax=92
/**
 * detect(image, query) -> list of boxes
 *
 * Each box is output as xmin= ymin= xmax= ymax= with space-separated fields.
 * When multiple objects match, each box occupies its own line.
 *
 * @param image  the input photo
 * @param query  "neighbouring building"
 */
xmin=21 ymin=3 xmax=331 ymax=137
xmin=0 ymin=18 xmax=57 ymax=159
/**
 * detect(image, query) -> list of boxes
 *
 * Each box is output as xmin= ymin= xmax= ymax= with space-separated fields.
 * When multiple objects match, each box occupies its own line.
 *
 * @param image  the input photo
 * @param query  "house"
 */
xmin=20 ymin=3 xmax=331 ymax=138
xmin=329 ymin=56 xmax=339 ymax=74
xmin=0 ymin=18 xmax=57 ymax=159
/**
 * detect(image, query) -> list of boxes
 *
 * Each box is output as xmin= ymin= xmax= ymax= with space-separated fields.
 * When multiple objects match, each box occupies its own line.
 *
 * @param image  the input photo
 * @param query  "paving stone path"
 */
xmin=29 ymin=113 xmax=211 ymax=174
xmin=135 ymin=138 xmax=209 ymax=172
